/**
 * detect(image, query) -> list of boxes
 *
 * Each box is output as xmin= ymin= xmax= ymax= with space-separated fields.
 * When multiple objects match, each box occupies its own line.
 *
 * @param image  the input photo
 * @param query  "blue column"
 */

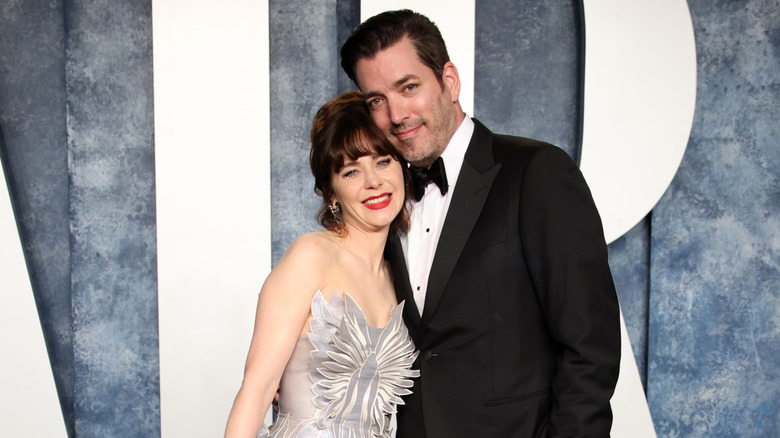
xmin=0 ymin=2 xmax=74 ymax=435
xmin=270 ymin=0 xmax=360 ymax=263
xmin=64 ymin=0 xmax=159 ymax=435
xmin=0 ymin=0 xmax=160 ymax=436
xmin=648 ymin=0 xmax=780 ymax=436
xmin=475 ymin=0 xmax=583 ymax=158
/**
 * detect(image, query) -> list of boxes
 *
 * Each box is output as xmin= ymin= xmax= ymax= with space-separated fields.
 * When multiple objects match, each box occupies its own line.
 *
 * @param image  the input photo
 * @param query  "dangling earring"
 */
xmin=329 ymin=202 xmax=340 ymax=217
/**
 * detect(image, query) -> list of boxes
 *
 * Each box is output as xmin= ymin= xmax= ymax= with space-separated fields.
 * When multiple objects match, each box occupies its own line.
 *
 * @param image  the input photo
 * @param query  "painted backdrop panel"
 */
xmin=648 ymin=0 xmax=780 ymax=436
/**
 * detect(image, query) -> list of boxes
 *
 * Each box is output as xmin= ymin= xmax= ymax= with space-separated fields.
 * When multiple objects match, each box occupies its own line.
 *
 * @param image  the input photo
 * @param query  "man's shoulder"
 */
xmin=490 ymin=132 xmax=568 ymax=169
xmin=472 ymin=118 xmax=552 ymax=155
xmin=470 ymin=119 xmax=576 ymax=169
xmin=493 ymin=132 xmax=550 ymax=151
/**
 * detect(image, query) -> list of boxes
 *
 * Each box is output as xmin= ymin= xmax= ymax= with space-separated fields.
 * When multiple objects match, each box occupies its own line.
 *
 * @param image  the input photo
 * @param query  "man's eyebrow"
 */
xmin=362 ymin=90 xmax=381 ymax=99
xmin=392 ymin=74 xmax=419 ymax=88
xmin=362 ymin=75 xmax=421 ymax=98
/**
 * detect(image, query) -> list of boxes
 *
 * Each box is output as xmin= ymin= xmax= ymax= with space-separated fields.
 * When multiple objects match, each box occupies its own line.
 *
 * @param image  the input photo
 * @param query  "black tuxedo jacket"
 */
xmin=389 ymin=119 xmax=620 ymax=438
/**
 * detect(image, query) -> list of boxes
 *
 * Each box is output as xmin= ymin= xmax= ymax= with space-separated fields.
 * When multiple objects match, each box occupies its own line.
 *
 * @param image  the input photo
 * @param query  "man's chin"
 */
xmin=390 ymin=139 xmax=432 ymax=165
xmin=392 ymin=142 xmax=417 ymax=161
xmin=399 ymin=149 xmax=425 ymax=166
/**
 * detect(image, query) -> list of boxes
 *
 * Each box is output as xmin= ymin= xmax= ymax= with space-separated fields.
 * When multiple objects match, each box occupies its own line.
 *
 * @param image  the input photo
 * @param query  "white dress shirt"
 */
xmin=401 ymin=117 xmax=475 ymax=315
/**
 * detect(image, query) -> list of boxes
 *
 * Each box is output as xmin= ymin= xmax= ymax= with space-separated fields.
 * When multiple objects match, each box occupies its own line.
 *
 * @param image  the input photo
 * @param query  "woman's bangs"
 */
xmin=341 ymin=129 xmax=375 ymax=160
xmin=348 ymin=125 xmax=396 ymax=158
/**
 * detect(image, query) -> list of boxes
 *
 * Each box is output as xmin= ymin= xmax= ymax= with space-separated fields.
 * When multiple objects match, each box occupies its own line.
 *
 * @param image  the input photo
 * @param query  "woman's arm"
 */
xmin=224 ymin=234 xmax=327 ymax=438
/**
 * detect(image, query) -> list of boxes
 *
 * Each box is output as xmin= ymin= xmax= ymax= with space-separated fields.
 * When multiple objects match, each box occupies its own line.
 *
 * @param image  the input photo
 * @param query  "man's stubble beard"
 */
xmin=392 ymin=116 xmax=456 ymax=168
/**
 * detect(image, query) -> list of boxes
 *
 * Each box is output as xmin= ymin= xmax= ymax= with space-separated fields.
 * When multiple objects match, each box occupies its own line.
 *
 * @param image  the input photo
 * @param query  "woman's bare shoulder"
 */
xmin=288 ymin=231 xmax=339 ymax=254
xmin=275 ymin=231 xmax=340 ymax=272
xmin=260 ymin=232 xmax=334 ymax=301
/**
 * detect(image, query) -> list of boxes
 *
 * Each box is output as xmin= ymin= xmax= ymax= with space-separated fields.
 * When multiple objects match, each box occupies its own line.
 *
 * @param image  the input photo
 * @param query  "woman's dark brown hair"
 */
xmin=309 ymin=91 xmax=412 ymax=236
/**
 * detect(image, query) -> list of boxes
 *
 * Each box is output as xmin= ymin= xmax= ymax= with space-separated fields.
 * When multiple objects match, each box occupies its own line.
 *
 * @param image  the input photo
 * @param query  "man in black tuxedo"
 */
xmin=341 ymin=9 xmax=620 ymax=438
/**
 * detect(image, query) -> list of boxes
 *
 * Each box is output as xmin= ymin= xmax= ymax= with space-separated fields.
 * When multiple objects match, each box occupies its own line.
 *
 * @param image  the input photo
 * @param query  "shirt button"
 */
xmin=426 ymin=228 xmax=430 ymax=232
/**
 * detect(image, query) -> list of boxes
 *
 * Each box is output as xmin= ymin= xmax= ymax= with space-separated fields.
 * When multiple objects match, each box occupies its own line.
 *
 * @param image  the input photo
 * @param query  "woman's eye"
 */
xmin=377 ymin=158 xmax=392 ymax=167
xmin=343 ymin=169 xmax=358 ymax=179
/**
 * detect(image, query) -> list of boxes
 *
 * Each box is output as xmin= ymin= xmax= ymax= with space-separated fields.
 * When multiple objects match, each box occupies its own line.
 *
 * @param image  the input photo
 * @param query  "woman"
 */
xmin=225 ymin=91 xmax=418 ymax=438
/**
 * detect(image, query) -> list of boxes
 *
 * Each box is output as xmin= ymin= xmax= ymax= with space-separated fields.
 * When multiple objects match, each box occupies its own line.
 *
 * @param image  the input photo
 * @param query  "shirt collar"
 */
xmin=440 ymin=116 xmax=474 ymax=190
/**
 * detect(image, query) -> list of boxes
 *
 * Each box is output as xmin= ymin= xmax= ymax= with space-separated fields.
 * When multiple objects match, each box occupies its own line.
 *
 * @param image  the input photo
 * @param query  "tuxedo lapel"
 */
xmin=388 ymin=234 xmax=422 ymax=333
xmin=421 ymin=120 xmax=500 ymax=328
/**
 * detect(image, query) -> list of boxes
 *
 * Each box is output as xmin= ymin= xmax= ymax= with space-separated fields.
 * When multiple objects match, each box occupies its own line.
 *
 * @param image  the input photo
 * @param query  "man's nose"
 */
xmin=387 ymin=97 xmax=409 ymax=126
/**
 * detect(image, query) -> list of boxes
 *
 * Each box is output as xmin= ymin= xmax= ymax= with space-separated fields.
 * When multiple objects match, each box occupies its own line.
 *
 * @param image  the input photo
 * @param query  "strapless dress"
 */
xmin=258 ymin=291 xmax=419 ymax=438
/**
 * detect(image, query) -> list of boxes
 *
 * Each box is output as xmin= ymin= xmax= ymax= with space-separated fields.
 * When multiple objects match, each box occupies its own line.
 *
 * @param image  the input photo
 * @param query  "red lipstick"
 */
xmin=363 ymin=193 xmax=392 ymax=210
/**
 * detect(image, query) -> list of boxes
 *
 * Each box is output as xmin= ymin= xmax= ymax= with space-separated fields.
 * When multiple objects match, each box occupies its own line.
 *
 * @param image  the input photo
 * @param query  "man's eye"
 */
xmin=367 ymin=98 xmax=382 ymax=109
xmin=404 ymin=84 xmax=417 ymax=92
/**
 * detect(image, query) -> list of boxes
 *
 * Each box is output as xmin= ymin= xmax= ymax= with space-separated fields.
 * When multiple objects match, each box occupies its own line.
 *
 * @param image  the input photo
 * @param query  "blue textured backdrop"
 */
xmin=1 ymin=1 xmax=778 ymax=437
xmin=648 ymin=1 xmax=779 ymax=436
xmin=269 ymin=0 xmax=360 ymax=264
xmin=65 ymin=1 xmax=159 ymax=436
xmin=1 ymin=0 xmax=159 ymax=436
xmin=1 ymin=1 xmax=74 ymax=434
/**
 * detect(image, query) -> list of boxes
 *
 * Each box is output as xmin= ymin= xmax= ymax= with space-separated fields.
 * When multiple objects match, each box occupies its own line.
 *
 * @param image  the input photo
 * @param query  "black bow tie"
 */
xmin=409 ymin=157 xmax=448 ymax=202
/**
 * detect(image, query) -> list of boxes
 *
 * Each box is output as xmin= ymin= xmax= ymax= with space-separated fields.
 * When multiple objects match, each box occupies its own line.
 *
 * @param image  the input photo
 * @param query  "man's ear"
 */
xmin=441 ymin=61 xmax=461 ymax=104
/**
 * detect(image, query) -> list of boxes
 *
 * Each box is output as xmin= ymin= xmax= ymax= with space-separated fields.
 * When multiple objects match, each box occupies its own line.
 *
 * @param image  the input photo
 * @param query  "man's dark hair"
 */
xmin=340 ymin=9 xmax=450 ymax=88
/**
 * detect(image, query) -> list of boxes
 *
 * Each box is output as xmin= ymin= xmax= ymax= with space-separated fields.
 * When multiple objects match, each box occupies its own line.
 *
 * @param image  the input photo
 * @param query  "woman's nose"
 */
xmin=364 ymin=168 xmax=382 ymax=188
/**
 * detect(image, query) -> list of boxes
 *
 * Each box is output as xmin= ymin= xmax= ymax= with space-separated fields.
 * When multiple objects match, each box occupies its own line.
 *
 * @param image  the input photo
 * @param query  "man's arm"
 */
xmin=519 ymin=145 xmax=621 ymax=436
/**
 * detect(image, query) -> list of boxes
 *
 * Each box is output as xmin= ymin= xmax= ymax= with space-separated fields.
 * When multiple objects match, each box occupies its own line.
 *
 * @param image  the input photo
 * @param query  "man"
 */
xmin=340 ymin=9 xmax=620 ymax=438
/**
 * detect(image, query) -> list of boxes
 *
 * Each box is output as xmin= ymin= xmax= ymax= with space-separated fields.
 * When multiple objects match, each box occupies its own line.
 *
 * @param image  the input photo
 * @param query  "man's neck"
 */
xmin=415 ymin=111 xmax=467 ymax=168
